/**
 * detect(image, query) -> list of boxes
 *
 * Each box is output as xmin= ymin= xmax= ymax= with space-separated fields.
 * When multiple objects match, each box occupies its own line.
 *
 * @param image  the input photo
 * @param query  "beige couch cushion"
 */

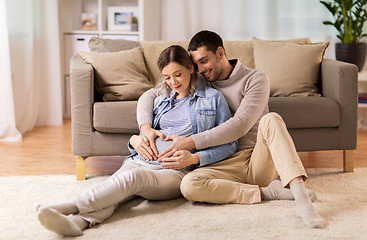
xmin=224 ymin=38 xmax=311 ymax=69
xmin=140 ymin=41 xmax=189 ymax=85
xmin=94 ymin=101 xmax=139 ymax=133
xmin=224 ymin=41 xmax=255 ymax=68
xmin=269 ymin=97 xmax=339 ymax=128
xmin=253 ymin=37 xmax=329 ymax=97
xmin=88 ymin=37 xmax=141 ymax=52
xmin=77 ymin=48 xmax=153 ymax=101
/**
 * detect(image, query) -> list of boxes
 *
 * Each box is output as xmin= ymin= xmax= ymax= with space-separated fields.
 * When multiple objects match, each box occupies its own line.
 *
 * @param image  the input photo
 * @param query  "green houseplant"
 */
xmin=320 ymin=0 xmax=367 ymax=70
xmin=131 ymin=16 xmax=138 ymax=32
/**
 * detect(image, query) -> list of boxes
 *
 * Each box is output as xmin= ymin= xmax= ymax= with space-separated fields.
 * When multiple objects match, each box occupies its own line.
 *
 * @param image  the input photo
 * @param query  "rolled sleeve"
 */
xmin=196 ymin=140 xmax=238 ymax=167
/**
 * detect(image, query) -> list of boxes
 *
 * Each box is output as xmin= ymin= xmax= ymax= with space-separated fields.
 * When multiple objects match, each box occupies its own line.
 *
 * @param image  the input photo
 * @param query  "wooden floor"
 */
xmin=0 ymin=119 xmax=366 ymax=177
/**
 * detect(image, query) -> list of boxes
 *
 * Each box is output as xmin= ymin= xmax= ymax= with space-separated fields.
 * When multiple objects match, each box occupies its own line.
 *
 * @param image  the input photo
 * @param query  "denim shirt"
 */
xmin=129 ymin=82 xmax=238 ymax=168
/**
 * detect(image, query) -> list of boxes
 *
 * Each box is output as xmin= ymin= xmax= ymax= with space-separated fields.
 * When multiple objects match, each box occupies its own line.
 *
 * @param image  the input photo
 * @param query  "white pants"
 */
xmin=73 ymin=158 xmax=186 ymax=226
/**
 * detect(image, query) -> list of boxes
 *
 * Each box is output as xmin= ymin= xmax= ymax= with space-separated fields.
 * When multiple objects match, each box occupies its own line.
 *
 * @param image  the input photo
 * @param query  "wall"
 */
xmin=159 ymin=0 xmax=341 ymax=60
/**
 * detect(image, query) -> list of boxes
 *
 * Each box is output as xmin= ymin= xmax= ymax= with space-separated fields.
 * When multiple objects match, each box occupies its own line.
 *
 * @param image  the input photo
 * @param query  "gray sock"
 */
xmin=261 ymin=180 xmax=317 ymax=201
xmin=290 ymin=181 xmax=326 ymax=228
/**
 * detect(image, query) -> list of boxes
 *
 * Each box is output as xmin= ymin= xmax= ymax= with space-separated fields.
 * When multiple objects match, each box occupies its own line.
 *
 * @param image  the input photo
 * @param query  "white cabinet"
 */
xmin=100 ymin=33 xmax=139 ymax=40
xmin=59 ymin=0 xmax=160 ymax=117
xmin=63 ymin=34 xmax=98 ymax=75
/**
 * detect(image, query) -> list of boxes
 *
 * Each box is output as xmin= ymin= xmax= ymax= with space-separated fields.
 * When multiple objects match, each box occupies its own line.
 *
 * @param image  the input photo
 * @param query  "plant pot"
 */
xmin=131 ymin=23 xmax=138 ymax=32
xmin=335 ymin=43 xmax=367 ymax=71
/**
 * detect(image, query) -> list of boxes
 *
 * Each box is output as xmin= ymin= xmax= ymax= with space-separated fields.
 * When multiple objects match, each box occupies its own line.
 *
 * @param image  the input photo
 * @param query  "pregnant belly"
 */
xmin=154 ymin=138 xmax=173 ymax=154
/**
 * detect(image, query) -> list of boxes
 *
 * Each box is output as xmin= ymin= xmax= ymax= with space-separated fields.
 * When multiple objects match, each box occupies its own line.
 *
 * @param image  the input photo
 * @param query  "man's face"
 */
xmin=189 ymin=46 xmax=223 ymax=82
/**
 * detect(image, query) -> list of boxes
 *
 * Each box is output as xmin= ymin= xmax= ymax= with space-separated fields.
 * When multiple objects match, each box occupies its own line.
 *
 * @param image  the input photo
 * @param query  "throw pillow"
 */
xmin=253 ymin=37 xmax=329 ymax=97
xmin=224 ymin=41 xmax=254 ymax=68
xmin=77 ymin=47 xmax=153 ymax=101
xmin=88 ymin=37 xmax=141 ymax=53
xmin=224 ymin=38 xmax=311 ymax=69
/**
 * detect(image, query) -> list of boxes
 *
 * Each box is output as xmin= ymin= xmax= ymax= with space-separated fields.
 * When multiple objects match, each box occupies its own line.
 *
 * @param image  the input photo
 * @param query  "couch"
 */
xmin=70 ymin=37 xmax=358 ymax=180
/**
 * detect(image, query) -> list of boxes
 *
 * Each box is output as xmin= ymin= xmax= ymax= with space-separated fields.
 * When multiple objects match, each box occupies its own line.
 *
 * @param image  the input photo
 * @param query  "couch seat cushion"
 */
xmin=269 ymin=97 xmax=339 ymax=128
xmin=94 ymin=101 xmax=139 ymax=133
xmin=94 ymin=97 xmax=339 ymax=133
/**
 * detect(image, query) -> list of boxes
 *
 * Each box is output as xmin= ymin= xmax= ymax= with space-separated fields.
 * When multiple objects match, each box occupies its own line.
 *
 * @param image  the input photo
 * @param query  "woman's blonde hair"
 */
xmin=155 ymin=45 xmax=198 ymax=97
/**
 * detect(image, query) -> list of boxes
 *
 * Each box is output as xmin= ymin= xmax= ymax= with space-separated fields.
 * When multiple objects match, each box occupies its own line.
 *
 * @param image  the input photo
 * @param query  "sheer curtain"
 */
xmin=0 ymin=0 xmax=21 ymax=142
xmin=160 ymin=0 xmax=336 ymax=59
xmin=0 ymin=0 xmax=62 ymax=141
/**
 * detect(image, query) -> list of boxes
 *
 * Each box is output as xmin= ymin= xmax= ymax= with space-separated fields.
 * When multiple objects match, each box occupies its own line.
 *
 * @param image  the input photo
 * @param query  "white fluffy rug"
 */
xmin=1 ymin=168 xmax=367 ymax=240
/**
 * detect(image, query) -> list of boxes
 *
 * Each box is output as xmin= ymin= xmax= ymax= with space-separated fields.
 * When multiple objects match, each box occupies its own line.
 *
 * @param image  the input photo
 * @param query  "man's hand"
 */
xmin=157 ymin=135 xmax=196 ymax=161
xmin=140 ymin=124 xmax=165 ymax=159
xmin=159 ymin=150 xmax=199 ymax=169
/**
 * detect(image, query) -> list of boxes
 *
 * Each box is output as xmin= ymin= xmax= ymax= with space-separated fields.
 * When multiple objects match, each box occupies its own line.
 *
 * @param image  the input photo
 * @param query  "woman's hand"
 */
xmin=159 ymin=150 xmax=199 ymax=169
xmin=130 ymin=135 xmax=156 ymax=161
xmin=140 ymin=124 xmax=165 ymax=159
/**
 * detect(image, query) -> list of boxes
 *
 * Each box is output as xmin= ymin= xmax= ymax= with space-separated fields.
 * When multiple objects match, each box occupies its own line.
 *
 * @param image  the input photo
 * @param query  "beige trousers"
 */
xmin=180 ymin=112 xmax=307 ymax=204
xmin=73 ymin=158 xmax=186 ymax=226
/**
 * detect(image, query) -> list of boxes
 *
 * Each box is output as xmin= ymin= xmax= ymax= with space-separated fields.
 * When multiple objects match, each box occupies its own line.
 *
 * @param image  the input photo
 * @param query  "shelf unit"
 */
xmin=59 ymin=0 xmax=160 ymax=117
xmin=358 ymin=72 xmax=367 ymax=108
xmin=358 ymin=72 xmax=367 ymax=128
xmin=358 ymin=72 xmax=367 ymax=82
xmin=59 ymin=0 xmax=160 ymax=40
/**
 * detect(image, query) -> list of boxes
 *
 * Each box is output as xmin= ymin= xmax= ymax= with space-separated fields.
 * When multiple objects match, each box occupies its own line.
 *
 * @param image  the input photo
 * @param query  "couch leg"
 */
xmin=76 ymin=156 xmax=87 ymax=180
xmin=343 ymin=150 xmax=354 ymax=172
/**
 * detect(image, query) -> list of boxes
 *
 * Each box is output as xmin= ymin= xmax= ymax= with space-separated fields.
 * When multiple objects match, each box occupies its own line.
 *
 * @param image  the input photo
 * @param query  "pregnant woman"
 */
xmin=36 ymin=45 xmax=237 ymax=237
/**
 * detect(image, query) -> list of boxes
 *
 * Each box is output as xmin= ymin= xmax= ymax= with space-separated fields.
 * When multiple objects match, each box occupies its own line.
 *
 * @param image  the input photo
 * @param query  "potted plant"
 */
xmin=131 ymin=16 xmax=138 ymax=32
xmin=320 ymin=0 xmax=367 ymax=71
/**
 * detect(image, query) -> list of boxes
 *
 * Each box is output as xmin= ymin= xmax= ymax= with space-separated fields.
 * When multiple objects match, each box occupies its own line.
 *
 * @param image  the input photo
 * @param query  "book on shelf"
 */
xmin=359 ymin=93 xmax=367 ymax=100
xmin=359 ymin=93 xmax=367 ymax=104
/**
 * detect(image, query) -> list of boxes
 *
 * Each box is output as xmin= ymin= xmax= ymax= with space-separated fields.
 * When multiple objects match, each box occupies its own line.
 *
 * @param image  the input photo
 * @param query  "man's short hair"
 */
xmin=188 ymin=30 xmax=224 ymax=54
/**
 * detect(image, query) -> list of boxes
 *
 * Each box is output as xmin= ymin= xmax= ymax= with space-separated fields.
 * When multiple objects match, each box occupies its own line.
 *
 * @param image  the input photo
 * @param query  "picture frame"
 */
xmin=107 ymin=7 xmax=138 ymax=31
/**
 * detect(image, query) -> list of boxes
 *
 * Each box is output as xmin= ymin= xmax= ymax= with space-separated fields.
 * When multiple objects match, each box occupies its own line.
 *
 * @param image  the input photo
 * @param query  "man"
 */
xmin=136 ymin=30 xmax=325 ymax=228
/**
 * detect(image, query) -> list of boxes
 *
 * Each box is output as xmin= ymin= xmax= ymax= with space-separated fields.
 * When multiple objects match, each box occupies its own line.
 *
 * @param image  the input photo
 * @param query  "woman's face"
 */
xmin=162 ymin=61 xmax=193 ymax=99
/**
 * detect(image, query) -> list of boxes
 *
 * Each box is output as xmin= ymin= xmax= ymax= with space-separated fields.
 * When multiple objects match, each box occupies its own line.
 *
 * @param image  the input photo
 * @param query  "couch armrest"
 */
xmin=321 ymin=58 xmax=358 ymax=149
xmin=70 ymin=55 xmax=94 ymax=156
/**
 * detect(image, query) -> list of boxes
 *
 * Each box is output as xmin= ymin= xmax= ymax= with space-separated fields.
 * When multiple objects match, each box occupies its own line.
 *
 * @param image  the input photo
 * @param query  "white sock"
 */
xmin=35 ymin=202 xmax=79 ymax=215
xmin=261 ymin=180 xmax=317 ymax=201
xmin=290 ymin=181 xmax=326 ymax=228
xmin=37 ymin=207 xmax=83 ymax=236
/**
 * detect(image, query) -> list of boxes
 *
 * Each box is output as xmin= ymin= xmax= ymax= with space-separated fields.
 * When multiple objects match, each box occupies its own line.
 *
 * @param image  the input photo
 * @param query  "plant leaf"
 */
xmin=320 ymin=1 xmax=336 ymax=15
